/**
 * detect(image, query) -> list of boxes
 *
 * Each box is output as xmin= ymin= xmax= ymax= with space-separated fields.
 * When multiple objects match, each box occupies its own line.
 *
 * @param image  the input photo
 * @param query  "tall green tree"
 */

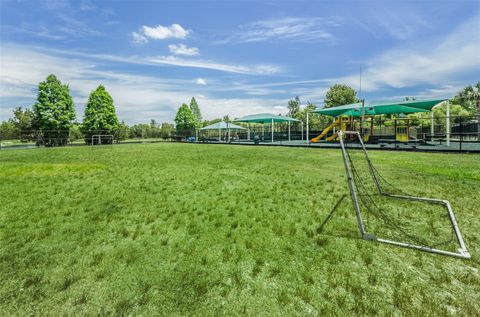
xmin=81 ymin=85 xmax=119 ymax=144
xmin=0 ymin=120 xmax=17 ymax=140
xmin=160 ymin=122 xmax=175 ymax=139
xmin=324 ymin=84 xmax=359 ymax=108
xmin=33 ymin=74 xmax=76 ymax=146
xmin=174 ymin=103 xmax=196 ymax=136
xmin=11 ymin=107 xmax=36 ymax=142
xmin=287 ymin=96 xmax=301 ymax=118
xmin=117 ymin=120 xmax=130 ymax=141
xmin=189 ymin=97 xmax=202 ymax=127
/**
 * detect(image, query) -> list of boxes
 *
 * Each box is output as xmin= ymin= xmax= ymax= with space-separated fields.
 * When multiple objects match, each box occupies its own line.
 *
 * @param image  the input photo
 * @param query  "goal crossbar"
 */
xmin=91 ymin=134 xmax=114 ymax=145
xmin=337 ymin=130 xmax=470 ymax=259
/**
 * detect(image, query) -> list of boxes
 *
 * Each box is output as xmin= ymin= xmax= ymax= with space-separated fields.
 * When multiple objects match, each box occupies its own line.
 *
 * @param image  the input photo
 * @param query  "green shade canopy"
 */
xmin=311 ymin=99 xmax=446 ymax=117
xmin=233 ymin=113 xmax=300 ymax=123
xmin=200 ymin=121 xmax=247 ymax=130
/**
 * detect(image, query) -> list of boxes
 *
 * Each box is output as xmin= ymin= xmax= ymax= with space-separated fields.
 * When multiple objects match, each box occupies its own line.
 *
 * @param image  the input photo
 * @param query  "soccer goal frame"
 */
xmin=91 ymin=134 xmax=115 ymax=145
xmin=331 ymin=130 xmax=470 ymax=259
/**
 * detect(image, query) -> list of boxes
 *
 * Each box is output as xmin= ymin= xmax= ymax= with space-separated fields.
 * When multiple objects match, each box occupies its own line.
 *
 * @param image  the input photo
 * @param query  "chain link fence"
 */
xmin=1 ymin=115 xmax=479 ymax=152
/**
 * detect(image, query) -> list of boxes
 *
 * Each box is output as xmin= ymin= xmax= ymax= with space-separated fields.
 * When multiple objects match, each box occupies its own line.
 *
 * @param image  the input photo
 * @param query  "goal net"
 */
xmin=91 ymin=135 xmax=115 ymax=145
xmin=337 ymin=131 xmax=470 ymax=258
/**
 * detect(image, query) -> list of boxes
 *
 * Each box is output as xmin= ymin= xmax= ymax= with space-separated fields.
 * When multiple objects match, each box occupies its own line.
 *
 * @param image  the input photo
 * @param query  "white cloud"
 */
xmin=195 ymin=78 xmax=207 ymax=85
xmin=131 ymin=32 xmax=148 ymax=44
xmin=338 ymin=14 xmax=480 ymax=93
xmin=223 ymin=16 xmax=342 ymax=43
xmin=142 ymin=23 xmax=189 ymax=40
xmin=168 ymin=44 xmax=199 ymax=56
xmin=147 ymin=56 xmax=280 ymax=75
xmin=353 ymin=6 xmax=431 ymax=41
xmin=23 ymin=45 xmax=281 ymax=75
xmin=0 ymin=44 xmax=286 ymax=124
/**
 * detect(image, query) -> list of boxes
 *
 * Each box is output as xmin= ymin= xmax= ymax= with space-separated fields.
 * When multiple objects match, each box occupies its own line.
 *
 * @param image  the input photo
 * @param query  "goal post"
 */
xmin=334 ymin=130 xmax=470 ymax=259
xmin=91 ymin=134 xmax=115 ymax=145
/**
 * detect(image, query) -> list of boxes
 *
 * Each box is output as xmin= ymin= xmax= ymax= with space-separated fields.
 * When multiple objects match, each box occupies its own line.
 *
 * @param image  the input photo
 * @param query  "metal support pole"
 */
xmin=227 ymin=122 xmax=230 ymax=142
xmin=301 ymin=122 xmax=304 ymax=141
xmin=306 ymin=112 xmax=309 ymax=143
xmin=361 ymin=99 xmax=365 ymax=136
xmin=288 ymin=120 xmax=291 ymax=141
xmin=271 ymin=118 xmax=274 ymax=143
xmin=446 ymin=100 xmax=450 ymax=147
xmin=430 ymin=111 xmax=434 ymax=142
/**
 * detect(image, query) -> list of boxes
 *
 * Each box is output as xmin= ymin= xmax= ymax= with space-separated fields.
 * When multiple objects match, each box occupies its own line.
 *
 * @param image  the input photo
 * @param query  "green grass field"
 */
xmin=1 ymin=143 xmax=479 ymax=316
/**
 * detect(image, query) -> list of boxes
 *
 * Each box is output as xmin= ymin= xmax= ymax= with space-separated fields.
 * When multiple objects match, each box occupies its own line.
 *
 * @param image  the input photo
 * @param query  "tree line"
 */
xmin=2 ymin=75 xmax=478 ymax=144
xmin=0 ymin=74 xmax=176 ymax=145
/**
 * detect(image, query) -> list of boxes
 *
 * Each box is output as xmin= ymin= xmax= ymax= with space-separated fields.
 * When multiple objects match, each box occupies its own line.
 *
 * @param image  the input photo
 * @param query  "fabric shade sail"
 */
xmin=311 ymin=99 xmax=446 ymax=117
xmin=233 ymin=113 xmax=300 ymax=123
xmin=200 ymin=121 xmax=246 ymax=130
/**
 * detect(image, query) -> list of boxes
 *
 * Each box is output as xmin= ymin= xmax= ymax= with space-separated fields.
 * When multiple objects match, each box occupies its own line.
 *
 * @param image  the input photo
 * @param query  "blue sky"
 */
xmin=1 ymin=0 xmax=479 ymax=123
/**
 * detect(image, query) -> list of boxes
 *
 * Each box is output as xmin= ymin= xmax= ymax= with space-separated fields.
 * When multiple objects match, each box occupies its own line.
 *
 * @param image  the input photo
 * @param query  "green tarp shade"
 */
xmin=311 ymin=99 xmax=446 ymax=117
xmin=233 ymin=113 xmax=300 ymax=123
xmin=199 ymin=122 xmax=246 ymax=130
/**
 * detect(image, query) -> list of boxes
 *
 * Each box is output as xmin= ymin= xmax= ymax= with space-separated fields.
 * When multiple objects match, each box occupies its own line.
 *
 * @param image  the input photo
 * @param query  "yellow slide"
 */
xmin=310 ymin=120 xmax=339 ymax=143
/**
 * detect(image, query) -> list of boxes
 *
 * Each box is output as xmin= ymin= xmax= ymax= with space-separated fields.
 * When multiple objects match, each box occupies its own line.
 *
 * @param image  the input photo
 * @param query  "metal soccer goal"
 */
xmin=319 ymin=130 xmax=470 ymax=259
xmin=91 ymin=134 xmax=115 ymax=145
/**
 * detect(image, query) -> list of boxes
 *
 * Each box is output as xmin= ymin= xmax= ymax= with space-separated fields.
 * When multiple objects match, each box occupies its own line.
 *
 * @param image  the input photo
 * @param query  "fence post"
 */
xmin=460 ymin=118 xmax=463 ymax=152
xmin=430 ymin=111 xmax=434 ymax=142
xmin=394 ymin=119 xmax=397 ymax=148
xmin=306 ymin=112 xmax=309 ymax=144
xmin=446 ymin=100 xmax=450 ymax=147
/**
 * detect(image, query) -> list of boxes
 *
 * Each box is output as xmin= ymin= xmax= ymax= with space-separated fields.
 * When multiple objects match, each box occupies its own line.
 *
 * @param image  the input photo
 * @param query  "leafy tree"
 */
xmin=287 ymin=96 xmax=301 ymax=118
xmin=117 ymin=121 xmax=130 ymax=142
xmin=160 ymin=122 xmax=175 ymax=139
xmin=81 ymin=85 xmax=119 ymax=144
xmin=454 ymin=81 xmax=480 ymax=115
xmin=174 ymin=103 xmax=196 ymax=135
xmin=130 ymin=123 xmax=150 ymax=139
xmin=189 ymin=97 xmax=202 ymax=127
xmin=10 ymin=107 xmax=36 ymax=142
xmin=0 ymin=120 xmax=17 ymax=140
xmin=33 ymin=74 xmax=76 ymax=146
xmin=202 ymin=118 xmax=222 ymax=127
xmin=297 ymin=102 xmax=327 ymax=129
xmin=324 ymin=84 xmax=359 ymax=108
xmin=150 ymin=119 xmax=158 ymax=129
xmin=69 ymin=123 xmax=83 ymax=142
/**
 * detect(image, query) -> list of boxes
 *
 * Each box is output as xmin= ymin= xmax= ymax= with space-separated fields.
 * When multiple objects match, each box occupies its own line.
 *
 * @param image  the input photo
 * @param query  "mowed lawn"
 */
xmin=1 ymin=143 xmax=479 ymax=316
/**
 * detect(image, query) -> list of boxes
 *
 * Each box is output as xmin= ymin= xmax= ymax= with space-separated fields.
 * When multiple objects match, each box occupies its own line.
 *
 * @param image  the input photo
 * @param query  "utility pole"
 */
xmin=361 ymin=99 xmax=365 ymax=137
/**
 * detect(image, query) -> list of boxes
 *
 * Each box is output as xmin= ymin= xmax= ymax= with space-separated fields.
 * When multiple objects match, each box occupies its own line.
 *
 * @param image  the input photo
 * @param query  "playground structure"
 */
xmin=310 ymin=116 xmax=350 ymax=142
xmin=308 ymin=99 xmax=448 ymax=144
xmin=318 ymin=130 xmax=471 ymax=259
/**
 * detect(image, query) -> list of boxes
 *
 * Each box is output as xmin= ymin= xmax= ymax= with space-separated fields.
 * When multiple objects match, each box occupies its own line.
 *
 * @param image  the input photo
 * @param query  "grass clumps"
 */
xmin=0 ymin=143 xmax=479 ymax=315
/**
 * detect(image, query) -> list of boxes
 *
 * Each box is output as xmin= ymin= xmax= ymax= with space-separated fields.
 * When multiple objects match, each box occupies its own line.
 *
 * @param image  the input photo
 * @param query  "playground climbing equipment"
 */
xmin=310 ymin=117 xmax=350 ymax=142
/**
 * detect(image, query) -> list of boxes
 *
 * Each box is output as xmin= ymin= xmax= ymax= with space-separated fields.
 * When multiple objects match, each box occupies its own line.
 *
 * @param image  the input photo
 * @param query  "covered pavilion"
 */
xmin=199 ymin=121 xmax=246 ymax=141
xmin=233 ymin=113 xmax=301 ymax=143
